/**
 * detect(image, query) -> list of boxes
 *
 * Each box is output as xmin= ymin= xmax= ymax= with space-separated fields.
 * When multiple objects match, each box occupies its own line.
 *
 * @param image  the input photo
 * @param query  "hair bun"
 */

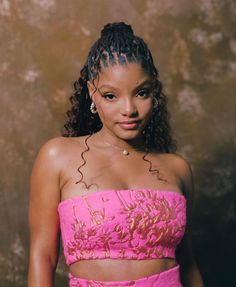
xmin=101 ymin=22 xmax=134 ymax=37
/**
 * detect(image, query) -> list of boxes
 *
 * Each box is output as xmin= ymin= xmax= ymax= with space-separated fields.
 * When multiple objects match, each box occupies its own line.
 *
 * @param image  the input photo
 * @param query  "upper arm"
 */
xmin=169 ymin=153 xmax=195 ymax=219
xmin=177 ymin=155 xmax=195 ymax=217
xmin=172 ymin=154 xmax=196 ymax=265
xmin=173 ymin=155 xmax=205 ymax=286
xmin=29 ymin=137 xmax=63 ymax=266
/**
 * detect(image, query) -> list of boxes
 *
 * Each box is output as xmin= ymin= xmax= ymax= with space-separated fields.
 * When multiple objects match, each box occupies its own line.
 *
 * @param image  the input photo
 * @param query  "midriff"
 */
xmin=69 ymin=258 xmax=178 ymax=280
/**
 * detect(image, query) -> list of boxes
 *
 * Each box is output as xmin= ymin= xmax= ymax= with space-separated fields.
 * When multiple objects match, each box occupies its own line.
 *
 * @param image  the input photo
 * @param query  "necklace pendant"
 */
xmin=123 ymin=149 xmax=129 ymax=156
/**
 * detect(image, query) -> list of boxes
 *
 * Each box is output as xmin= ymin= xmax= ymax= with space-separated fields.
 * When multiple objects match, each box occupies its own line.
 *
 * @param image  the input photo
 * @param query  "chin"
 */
xmin=116 ymin=129 xmax=143 ymax=140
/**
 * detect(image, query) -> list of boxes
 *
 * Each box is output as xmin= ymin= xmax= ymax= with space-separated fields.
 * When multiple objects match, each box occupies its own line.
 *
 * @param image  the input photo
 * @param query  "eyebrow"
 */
xmin=98 ymin=79 xmax=152 ymax=91
xmin=134 ymin=79 xmax=152 ymax=90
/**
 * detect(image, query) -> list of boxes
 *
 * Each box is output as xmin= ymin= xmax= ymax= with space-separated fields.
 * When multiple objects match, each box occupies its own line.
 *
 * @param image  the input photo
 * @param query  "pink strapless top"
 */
xmin=58 ymin=189 xmax=186 ymax=265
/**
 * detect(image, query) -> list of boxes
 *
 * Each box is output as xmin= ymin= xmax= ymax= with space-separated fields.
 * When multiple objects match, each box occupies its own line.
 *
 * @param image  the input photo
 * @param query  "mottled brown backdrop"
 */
xmin=0 ymin=0 xmax=235 ymax=286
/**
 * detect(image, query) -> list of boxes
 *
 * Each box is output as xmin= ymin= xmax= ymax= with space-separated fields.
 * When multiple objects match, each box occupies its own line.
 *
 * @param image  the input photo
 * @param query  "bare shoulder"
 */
xmin=157 ymin=152 xmax=194 ymax=201
xmin=31 ymin=135 xmax=88 ymax=190
xmin=35 ymin=136 xmax=87 ymax=163
xmin=157 ymin=152 xmax=192 ymax=173
xmin=163 ymin=153 xmax=192 ymax=174
xmin=37 ymin=136 xmax=66 ymax=157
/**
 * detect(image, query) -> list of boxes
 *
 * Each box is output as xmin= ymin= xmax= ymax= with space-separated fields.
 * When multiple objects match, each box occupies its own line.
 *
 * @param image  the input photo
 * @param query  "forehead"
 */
xmin=95 ymin=63 xmax=151 ymax=87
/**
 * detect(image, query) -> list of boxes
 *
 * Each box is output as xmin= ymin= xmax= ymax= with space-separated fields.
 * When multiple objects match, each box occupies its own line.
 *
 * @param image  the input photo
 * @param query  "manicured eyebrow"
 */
xmin=134 ymin=80 xmax=152 ymax=91
xmin=98 ymin=84 xmax=116 ymax=90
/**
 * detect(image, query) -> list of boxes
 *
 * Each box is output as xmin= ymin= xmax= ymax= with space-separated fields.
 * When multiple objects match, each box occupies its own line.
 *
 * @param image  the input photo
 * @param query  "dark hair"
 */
xmin=62 ymin=22 xmax=176 ymax=153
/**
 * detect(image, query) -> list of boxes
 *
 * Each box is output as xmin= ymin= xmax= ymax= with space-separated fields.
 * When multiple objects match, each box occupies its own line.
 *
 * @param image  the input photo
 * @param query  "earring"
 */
xmin=153 ymin=97 xmax=158 ymax=109
xmin=90 ymin=102 xmax=97 ymax=114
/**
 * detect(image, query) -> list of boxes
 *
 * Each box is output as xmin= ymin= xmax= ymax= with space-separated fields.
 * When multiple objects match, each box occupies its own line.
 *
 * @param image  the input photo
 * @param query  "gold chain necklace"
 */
xmin=103 ymin=141 xmax=130 ymax=156
xmin=103 ymin=141 xmax=147 ymax=156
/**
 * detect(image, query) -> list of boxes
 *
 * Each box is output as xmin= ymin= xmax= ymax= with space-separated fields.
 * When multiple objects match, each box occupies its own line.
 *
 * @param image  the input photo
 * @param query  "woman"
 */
xmin=28 ymin=22 xmax=204 ymax=287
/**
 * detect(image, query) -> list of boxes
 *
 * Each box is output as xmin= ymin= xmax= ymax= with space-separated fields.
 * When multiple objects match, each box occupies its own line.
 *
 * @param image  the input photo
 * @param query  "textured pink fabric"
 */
xmin=68 ymin=265 xmax=183 ymax=287
xmin=58 ymin=189 xmax=186 ymax=265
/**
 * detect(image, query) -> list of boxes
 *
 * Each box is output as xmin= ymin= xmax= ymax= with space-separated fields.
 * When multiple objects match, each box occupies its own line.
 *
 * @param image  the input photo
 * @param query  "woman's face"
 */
xmin=88 ymin=63 xmax=154 ymax=141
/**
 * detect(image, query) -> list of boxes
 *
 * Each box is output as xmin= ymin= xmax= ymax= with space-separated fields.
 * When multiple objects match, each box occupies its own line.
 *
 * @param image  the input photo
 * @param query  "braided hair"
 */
xmin=62 ymin=22 xmax=176 ymax=153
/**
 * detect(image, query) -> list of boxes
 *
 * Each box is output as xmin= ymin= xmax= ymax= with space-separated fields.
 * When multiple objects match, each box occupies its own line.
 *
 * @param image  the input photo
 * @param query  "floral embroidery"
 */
xmin=58 ymin=189 xmax=186 ymax=264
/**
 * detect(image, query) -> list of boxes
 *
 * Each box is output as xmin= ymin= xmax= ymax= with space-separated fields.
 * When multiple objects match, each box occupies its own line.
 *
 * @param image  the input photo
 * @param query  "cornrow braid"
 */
xmin=62 ymin=22 xmax=176 ymax=153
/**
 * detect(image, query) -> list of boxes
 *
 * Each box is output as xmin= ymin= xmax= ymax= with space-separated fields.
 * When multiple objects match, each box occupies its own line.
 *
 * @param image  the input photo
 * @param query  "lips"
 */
xmin=118 ymin=120 xmax=141 ymax=130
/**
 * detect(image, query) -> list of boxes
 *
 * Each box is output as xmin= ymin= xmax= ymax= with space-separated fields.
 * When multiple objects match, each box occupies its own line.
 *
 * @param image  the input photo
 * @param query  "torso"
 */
xmin=56 ymin=134 xmax=187 ymax=280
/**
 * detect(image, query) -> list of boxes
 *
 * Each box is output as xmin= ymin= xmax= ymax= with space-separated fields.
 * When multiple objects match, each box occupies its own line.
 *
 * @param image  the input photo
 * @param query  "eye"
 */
xmin=102 ymin=93 xmax=116 ymax=101
xmin=136 ymin=89 xmax=150 ymax=98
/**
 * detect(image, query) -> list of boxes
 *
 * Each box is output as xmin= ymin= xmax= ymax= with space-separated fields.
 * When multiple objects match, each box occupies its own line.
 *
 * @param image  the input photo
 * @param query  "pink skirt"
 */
xmin=68 ymin=265 xmax=183 ymax=287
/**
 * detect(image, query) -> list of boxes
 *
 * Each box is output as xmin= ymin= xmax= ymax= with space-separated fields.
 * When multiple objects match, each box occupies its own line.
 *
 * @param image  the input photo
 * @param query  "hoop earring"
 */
xmin=90 ymin=102 xmax=97 ymax=114
xmin=153 ymin=97 xmax=158 ymax=109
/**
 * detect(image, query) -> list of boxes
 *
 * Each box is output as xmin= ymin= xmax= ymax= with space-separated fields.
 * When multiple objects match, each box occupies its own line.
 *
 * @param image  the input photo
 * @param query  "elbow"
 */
xmin=28 ymin=249 xmax=58 ymax=287
xmin=32 ymin=246 xmax=59 ymax=268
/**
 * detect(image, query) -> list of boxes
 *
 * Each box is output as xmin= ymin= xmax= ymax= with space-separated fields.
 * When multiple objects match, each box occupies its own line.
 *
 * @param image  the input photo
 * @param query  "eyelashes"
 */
xmin=102 ymin=93 xmax=115 ymax=100
xmin=136 ymin=88 xmax=151 ymax=97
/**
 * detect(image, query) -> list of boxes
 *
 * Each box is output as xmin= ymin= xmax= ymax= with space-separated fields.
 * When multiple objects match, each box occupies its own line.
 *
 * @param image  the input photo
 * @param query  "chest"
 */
xmin=60 ymin=151 xmax=182 ymax=200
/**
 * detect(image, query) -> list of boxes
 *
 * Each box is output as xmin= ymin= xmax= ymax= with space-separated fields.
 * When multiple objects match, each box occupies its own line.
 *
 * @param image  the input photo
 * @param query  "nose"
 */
xmin=120 ymin=98 xmax=138 ymax=116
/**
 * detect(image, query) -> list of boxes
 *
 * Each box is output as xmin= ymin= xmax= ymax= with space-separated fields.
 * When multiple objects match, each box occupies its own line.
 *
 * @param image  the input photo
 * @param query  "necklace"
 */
xmin=103 ymin=140 xmax=147 ymax=156
xmin=103 ymin=141 xmax=130 ymax=156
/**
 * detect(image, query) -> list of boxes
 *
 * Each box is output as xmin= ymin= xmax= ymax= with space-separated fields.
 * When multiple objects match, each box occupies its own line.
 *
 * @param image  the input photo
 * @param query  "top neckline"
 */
xmin=58 ymin=188 xmax=186 ymax=210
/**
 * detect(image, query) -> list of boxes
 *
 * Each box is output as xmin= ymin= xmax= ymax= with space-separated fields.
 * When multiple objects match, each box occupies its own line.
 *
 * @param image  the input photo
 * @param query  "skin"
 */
xmin=28 ymin=63 xmax=204 ymax=286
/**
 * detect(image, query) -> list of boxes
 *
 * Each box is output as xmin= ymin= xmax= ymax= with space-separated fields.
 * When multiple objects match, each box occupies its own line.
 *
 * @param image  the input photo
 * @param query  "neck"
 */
xmin=92 ymin=129 xmax=146 ymax=152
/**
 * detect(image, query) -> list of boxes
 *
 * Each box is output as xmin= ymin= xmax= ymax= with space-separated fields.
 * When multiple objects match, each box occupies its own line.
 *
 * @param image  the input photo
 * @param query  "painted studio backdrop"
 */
xmin=0 ymin=1 xmax=235 ymax=286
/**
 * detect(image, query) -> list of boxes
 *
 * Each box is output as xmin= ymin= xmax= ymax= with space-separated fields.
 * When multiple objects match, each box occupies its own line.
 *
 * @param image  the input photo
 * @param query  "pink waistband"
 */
xmin=68 ymin=264 xmax=183 ymax=287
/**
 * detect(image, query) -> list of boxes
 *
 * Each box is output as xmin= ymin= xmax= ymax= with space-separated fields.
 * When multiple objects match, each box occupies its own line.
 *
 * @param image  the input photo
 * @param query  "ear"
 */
xmin=87 ymin=80 xmax=96 ymax=100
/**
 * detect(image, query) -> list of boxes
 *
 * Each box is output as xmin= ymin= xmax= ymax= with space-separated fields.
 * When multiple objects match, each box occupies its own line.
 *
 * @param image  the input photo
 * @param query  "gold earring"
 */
xmin=90 ymin=102 xmax=97 ymax=114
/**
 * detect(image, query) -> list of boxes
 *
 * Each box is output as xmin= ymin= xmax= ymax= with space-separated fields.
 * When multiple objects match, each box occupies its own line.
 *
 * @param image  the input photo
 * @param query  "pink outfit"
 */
xmin=58 ymin=189 xmax=186 ymax=286
xmin=68 ymin=265 xmax=182 ymax=287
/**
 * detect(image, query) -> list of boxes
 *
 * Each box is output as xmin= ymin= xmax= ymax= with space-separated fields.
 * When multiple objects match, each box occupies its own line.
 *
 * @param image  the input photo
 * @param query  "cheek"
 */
xmin=137 ymin=100 xmax=153 ymax=115
xmin=93 ymin=96 xmax=114 ymax=122
xmin=96 ymin=103 xmax=117 ymax=123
